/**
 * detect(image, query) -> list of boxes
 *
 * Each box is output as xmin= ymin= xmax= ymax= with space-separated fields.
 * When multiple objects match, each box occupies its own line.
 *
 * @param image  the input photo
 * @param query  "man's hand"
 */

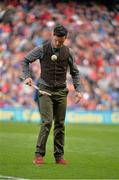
xmin=74 ymin=92 xmax=82 ymax=104
xmin=24 ymin=78 xmax=33 ymax=86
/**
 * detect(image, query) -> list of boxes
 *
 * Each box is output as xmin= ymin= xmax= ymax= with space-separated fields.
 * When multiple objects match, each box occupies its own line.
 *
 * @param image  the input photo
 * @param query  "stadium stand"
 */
xmin=0 ymin=0 xmax=119 ymax=110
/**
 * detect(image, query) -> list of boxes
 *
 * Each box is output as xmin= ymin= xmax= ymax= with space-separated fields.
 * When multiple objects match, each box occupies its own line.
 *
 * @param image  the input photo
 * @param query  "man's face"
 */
xmin=52 ymin=35 xmax=66 ymax=48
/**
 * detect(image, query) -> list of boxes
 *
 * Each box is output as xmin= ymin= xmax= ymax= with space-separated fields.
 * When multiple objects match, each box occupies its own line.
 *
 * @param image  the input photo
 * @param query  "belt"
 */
xmin=40 ymin=84 xmax=66 ymax=91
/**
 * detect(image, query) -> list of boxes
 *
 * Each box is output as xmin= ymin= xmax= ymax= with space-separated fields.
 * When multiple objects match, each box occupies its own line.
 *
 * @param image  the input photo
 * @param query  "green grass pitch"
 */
xmin=0 ymin=122 xmax=119 ymax=179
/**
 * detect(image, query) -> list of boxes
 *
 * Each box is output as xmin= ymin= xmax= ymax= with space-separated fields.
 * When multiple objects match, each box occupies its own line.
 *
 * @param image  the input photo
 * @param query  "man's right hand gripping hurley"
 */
xmin=24 ymin=77 xmax=33 ymax=86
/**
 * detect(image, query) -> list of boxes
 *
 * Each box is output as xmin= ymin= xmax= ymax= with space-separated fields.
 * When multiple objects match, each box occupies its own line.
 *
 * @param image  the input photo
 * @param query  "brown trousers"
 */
xmin=35 ymin=85 xmax=68 ymax=160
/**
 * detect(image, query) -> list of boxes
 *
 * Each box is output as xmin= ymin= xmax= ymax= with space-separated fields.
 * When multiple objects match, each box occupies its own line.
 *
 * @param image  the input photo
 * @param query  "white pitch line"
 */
xmin=0 ymin=175 xmax=84 ymax=180
xmin=0 ymin=175 xmax=30 ymax=180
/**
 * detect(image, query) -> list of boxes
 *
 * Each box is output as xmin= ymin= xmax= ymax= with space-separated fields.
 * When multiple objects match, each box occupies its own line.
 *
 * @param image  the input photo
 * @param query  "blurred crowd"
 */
xmin=0 ymin=0 xmax=119 ymax=110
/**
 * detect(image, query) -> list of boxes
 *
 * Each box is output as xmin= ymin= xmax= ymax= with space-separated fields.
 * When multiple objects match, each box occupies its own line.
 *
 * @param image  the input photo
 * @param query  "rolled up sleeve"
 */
xmin=68 ymin=49 xmax=81 ymax=92
xmin=22 ymin=46 xmax=43 ymax=78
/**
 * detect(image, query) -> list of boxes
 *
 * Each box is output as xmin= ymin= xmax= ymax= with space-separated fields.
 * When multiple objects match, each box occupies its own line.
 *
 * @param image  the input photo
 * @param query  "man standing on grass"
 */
xmin=22 ymin=24 xmax=82 ymax=165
